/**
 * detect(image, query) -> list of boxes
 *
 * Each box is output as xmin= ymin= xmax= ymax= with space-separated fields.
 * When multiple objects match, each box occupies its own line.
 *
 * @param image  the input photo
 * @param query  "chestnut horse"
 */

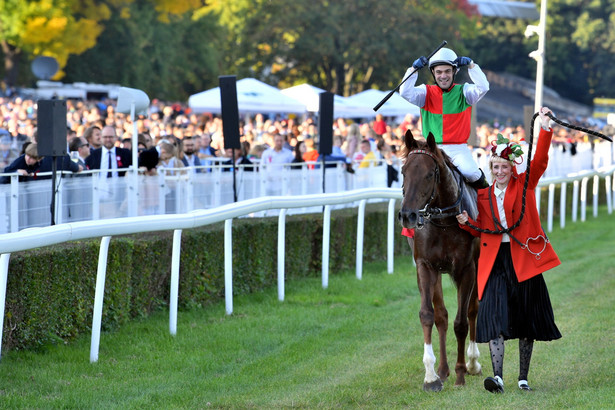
xmin=399 ymin=130 xmax=481 ymax=392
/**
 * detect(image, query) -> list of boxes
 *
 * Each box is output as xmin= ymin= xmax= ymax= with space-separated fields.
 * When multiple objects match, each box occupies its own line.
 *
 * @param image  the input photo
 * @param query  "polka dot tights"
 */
xmin=489 ymin=335 xmax=535 ymax=381
xmin=489 ymin=335 xmax=505 ymax=378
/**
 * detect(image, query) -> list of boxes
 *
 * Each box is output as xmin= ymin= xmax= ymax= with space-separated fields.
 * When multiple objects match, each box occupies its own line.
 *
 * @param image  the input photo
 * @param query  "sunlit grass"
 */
xmin=0 ymin=211 xmax=614 ymax=408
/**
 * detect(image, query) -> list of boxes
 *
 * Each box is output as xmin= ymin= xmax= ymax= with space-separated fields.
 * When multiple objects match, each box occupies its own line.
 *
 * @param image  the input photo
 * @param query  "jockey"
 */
xmin=400 ymin=47 xmax=490 ymax=189
xmin=399 ymin=47 xmax=490 ymax=242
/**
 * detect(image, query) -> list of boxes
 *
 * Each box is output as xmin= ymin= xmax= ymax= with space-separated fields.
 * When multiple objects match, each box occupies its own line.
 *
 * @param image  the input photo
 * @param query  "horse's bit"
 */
xmin=405 ymin=149 xmax=463 ymax=229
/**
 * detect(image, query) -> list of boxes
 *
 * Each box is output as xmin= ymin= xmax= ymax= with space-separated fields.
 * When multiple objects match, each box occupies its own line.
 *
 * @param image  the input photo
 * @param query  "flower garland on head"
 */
xmin=491 ymin=133 xmax=524 ymax=164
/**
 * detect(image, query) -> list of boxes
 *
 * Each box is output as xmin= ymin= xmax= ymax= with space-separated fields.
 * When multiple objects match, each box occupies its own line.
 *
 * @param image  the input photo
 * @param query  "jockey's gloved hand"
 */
xmin=454 ymin=56 xmax=472 ymax=67
xmin=412 ymin=56 xmax=428 ymax=70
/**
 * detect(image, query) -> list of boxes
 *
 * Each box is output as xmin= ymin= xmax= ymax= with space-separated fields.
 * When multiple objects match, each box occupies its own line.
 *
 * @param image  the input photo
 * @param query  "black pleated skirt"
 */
xmin=476 ymin=242 xmax=562 ymax=343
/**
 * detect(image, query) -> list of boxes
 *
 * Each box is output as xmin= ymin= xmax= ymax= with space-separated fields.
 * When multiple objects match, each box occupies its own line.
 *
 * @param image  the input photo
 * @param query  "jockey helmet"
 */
xmin=429 ymin=48 xmax=458 ymax=69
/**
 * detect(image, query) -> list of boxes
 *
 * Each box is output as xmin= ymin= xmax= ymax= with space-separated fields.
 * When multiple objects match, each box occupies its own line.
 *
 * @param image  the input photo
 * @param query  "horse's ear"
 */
xmin=426 ymin=132 xmax=437 ymax=151
xmin=404 ymin=129 xmax=418 ymax=150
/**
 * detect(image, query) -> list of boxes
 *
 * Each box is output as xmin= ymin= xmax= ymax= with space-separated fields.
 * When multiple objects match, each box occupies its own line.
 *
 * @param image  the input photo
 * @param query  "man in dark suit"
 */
xmin=85 ymin=126 xmax=132 ymax=177
xmin=179 ymin=136 xmax=202 ymax=168
xmin=68 ymin=136 xmax=89 ymax=169
xmin=222 ymin=147 xmax=255 ymax=172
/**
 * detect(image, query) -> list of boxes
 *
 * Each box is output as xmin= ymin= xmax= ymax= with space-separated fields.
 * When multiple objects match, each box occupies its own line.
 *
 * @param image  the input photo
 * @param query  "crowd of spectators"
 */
xmin=1 ymin=95 xmax=612 ymax=186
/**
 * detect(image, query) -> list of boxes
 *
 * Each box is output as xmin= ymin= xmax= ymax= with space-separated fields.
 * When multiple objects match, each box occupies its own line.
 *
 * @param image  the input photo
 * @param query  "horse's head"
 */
xmin=398 ymin=130 xmax=446 ymax=229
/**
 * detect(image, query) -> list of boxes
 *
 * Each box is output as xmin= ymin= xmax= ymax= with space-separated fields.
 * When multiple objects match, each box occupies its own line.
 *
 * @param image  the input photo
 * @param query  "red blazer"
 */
xmin=460 ymin=128 xmax=560 ymax=300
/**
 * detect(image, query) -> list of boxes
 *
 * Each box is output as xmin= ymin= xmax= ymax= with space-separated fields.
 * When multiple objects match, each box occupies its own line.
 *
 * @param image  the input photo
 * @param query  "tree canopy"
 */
xmin=1 ymin=0 xmax=614 ymax=105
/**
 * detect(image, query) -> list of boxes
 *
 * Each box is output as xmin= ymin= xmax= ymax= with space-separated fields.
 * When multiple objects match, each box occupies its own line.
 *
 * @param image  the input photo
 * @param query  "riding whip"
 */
xmin=373 ymin=40 xmax=448 ymax=112
xmin=547 ymin=113 xmax=612 ymax=142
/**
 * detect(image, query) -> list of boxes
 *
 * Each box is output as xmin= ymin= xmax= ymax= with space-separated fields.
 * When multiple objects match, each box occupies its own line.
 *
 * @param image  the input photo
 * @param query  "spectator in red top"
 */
xmin=372 ymin=113 xmax=387 ymax=136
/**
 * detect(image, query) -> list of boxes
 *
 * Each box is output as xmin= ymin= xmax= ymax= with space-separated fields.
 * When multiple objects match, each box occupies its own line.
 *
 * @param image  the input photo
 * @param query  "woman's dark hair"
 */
xmin=241 ymin=140 xmax=251 ymax=157
xmin=293 ymin=140 xmax=305 ymax=162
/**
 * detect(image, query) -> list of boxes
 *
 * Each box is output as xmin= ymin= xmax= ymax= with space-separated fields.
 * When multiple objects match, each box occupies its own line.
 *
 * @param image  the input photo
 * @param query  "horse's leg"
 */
xmin=416 ymin=262 xmax=443 ymax=392
xmin=452 ymin=266 xmax=476 ymax=386
xmin=432 ymin=275 xmax=450 ymax=383
xmin=466 ymin=273 xmax=481 ymax=375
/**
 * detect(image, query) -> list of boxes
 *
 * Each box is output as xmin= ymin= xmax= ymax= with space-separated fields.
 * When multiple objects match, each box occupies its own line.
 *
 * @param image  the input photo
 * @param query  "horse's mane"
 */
xmin=399 ymin=135 xmax=457 ymax=173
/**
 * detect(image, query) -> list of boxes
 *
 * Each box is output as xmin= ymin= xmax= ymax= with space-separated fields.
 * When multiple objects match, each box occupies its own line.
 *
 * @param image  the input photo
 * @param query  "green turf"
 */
xmin=1 ymin=211 xmax=614 ymax=408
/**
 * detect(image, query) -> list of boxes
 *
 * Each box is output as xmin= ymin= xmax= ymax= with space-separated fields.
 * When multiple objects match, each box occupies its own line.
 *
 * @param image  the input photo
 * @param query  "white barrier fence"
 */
xmin=0 ymin=160 xmax=393 ymax=233
xmin=2 ymin=138 xmax=614 ymax=234
xmin=0 ymin=166 xmax=614 ymax=363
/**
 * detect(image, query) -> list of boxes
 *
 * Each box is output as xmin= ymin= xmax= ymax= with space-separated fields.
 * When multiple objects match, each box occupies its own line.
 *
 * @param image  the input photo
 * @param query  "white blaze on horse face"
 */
xmin=423 ymin=343 xmax=439 ymax=383
xmin=466 ymin=341 xmax=482 ymax=375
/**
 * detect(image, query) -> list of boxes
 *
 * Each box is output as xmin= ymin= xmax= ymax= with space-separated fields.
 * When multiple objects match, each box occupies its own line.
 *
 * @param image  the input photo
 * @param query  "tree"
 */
xmin=0 ymin=0 xmax=112 ymax=90
xmin=463 ymin=0 xmax=615 ymax=106
xmin=465 ymin=17 xmax=535 ymax=76
xmin=210 ymin=0 xmax=478 ymax=96
xmin=566 ymin=0 xmax=615 ymax=101
xmin=63 ymin=0 xmax=222 ymax=100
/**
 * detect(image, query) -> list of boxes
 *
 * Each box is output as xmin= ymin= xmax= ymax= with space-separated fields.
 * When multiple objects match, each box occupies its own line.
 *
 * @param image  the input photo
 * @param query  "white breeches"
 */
xmin=439 ymin=144 xmax=482 ymax=182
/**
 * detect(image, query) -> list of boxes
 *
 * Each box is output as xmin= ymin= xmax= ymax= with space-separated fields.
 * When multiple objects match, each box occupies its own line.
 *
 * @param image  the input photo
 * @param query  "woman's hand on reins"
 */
xmin=539 ymin=107 xmax=553 ymax=130
xmin=456 ymin=211 xmax=469 ymax=225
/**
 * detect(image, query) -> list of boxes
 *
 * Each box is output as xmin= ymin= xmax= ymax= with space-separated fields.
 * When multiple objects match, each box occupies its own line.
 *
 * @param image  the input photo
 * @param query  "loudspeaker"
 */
xmin=219 ymin=75 xmax=241 ymax=149
xmin=37 ymin=99 xmax=67 ymax=156
xmin=318 ymin=92 xmax=334 ymax=155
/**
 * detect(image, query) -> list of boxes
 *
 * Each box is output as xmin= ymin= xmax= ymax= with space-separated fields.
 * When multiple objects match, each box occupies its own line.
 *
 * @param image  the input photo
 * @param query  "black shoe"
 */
xmin=484 ymin=376 xmax=504 ymax=393
xmin=345 ymin=163 xmax=355 ymax=174
xmin=518 ymin=380 xmax=532 ymax=391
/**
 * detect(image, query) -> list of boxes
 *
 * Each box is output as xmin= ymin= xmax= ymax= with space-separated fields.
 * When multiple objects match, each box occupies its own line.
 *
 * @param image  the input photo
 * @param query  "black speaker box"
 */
xmin=219 ymin=76 xmax=241 ymax=150
xmin=37 ymin=99 xmax=67 ymax=156
xmin=318 ymin=92 xmax=334 ymax=155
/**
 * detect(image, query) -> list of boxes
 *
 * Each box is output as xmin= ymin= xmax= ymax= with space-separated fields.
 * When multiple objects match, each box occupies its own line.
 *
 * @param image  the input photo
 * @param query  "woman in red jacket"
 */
xmin=456 ymin=107 xmax=561 ymax=393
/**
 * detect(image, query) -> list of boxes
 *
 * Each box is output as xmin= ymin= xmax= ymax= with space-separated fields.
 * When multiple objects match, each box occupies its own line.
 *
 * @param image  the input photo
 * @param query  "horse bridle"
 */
xmin=405 ymin=149 xmax=464 ymax=228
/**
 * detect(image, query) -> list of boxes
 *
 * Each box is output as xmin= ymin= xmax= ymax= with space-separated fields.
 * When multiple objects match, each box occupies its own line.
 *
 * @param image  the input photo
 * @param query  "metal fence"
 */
xmin=1 ymin=164 xmax=615 ymax=362
xmin=0 ymin=160 xmax=394 ymax=233
xmin=2 ymin=140 xmax=614 ymax=233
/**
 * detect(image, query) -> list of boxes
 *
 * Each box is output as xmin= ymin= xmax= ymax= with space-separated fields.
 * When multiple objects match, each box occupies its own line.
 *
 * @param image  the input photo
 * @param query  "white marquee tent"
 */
xmin=280 ymin=83 xmax=375 ymax=118
xmin=346 ymin=89 xmax=420 ymax=117
xmin=188 ymin=78 xmax=306 ymax=114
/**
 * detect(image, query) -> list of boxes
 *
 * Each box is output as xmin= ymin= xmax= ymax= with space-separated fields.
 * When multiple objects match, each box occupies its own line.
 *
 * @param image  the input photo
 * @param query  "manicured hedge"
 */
xmin=3 ymin=203 xmax=411 ymax=352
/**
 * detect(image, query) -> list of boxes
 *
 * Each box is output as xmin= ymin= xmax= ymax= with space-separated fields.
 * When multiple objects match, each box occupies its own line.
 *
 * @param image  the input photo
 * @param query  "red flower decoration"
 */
xmin=116 ymin=156 xmax=123 ymax=167
xmin=501 ymin=146 xmax=512 ymax=160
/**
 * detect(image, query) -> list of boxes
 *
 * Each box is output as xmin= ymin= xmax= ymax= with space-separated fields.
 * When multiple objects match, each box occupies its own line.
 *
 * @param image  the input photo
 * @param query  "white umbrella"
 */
xmin=281 ymin=83 xmax=375 ymax=118
xmin=347 ymin=89 xmax=420 ymax=117
xmin=188 ymin=78 xmax=307 ymax=114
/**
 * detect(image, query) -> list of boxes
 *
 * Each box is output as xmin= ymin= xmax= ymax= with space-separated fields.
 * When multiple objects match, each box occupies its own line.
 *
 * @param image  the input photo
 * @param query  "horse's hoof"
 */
xmin=466 ymin=362 xmax=482 ymax=376
xmin=423 ymin=379 xmax=443 ymax=392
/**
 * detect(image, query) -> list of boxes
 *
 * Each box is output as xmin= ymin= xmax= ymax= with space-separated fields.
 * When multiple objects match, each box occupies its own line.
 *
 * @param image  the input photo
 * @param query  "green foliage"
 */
xmin=466 ymin=0 xmax=615 ymax=105
xmin=198 ymin=0 xmax=478 ymax=95
xmin=5 ymin=0 xmax=615 ymax=105
xmin=63 ymin=1 xmax=222 ymax=100
xmin=465 ymin=17 xmax=535 ymax=76
xmin=2 ymin=205 xmax=409 ymax=352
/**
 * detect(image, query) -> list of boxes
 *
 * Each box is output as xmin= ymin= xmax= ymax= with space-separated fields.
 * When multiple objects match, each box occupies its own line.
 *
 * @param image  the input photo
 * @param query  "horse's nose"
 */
xmin=399 ymin=209 xmax=418 ymax=228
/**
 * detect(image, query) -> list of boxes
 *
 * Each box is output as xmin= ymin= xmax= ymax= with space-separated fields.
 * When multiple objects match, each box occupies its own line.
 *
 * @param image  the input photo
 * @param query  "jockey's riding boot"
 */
xmin=470 ymin=169 xmax=489 ymax=190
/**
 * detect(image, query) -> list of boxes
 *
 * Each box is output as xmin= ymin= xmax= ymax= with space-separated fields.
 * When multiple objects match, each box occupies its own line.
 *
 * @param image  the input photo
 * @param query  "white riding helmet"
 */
xmin=429 ymin=48 xmax=458 ymax=69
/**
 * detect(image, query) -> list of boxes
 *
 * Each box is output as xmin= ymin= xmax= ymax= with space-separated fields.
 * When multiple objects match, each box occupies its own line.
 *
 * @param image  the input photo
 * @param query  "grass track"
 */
xmin=1 ymin=211 xmax=614 ymax=408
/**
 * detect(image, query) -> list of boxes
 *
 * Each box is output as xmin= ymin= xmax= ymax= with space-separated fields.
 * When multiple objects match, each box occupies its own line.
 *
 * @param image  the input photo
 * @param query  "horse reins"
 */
xmin=464 ymin=112 xmax=612 ymax=246
xmin=406 ymin=149 xmax=465 ymax=225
